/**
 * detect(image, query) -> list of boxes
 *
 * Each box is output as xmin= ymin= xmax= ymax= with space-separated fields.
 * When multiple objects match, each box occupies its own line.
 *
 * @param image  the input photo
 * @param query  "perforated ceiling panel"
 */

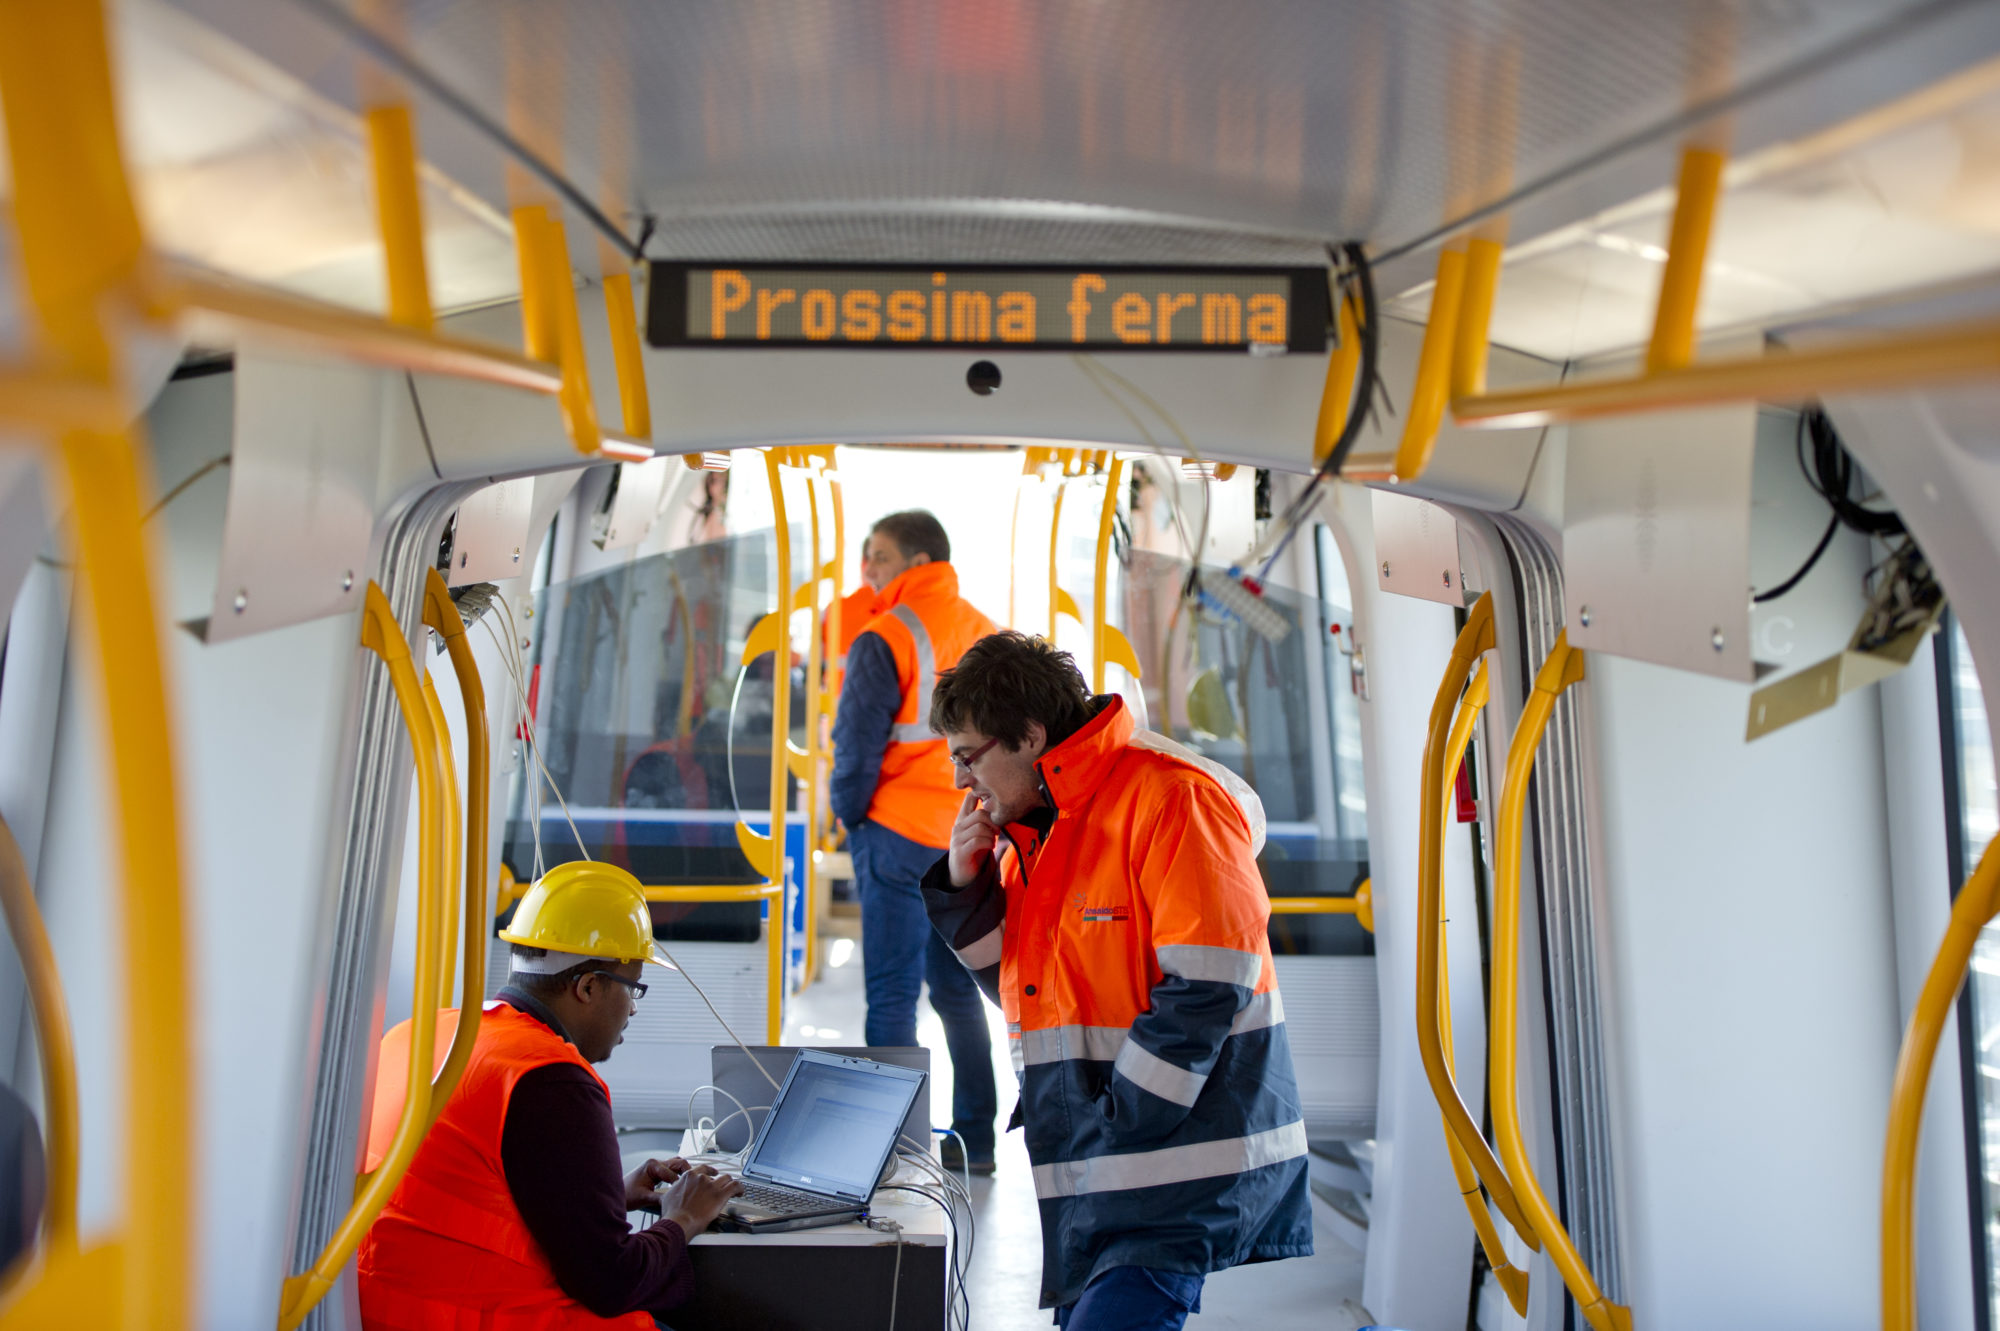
xmin=157 ymin=0 xmax=1978 ymax=269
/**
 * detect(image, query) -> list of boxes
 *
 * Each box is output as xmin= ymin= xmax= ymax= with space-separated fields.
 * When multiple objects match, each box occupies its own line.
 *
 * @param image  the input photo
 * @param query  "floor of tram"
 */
xmin=788 ymin=933 xmax=1370 ymax=1330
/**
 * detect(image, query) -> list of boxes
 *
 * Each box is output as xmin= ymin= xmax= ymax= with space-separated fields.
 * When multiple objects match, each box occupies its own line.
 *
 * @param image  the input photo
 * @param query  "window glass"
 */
xmin=1121 ymin=541 xmax=1370 ymax=958
xmin=501 ymin=528 xmax=803 ymax=941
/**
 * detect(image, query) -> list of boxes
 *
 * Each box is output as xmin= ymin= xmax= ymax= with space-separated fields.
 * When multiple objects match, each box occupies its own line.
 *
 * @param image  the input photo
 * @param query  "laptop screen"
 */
xmin=745 ymin=1050 xmax=927 ymax=1201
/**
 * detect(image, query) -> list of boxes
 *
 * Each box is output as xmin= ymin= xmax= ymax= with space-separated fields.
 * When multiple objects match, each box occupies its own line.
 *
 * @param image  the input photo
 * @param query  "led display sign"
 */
xmin=647 ymin=263 xmax=1327 ymax=353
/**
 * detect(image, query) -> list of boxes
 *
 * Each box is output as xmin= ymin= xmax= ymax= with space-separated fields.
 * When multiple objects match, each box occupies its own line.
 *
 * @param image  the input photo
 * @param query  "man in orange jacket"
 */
xmin=830 ymin=510 xmax=999 ymax=1174
xmin=923 ymin=632 xmax=1311 ymax=1329
xmin=358 ymin=862 xmax=743 ymax=1328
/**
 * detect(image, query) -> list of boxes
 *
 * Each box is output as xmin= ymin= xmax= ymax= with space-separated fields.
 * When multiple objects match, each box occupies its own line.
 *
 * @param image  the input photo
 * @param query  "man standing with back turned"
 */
xmin=923 ymin=632 xmax=1311 ymax=1330
xmin=830 ymin=509 xmax=1000 ymax=1174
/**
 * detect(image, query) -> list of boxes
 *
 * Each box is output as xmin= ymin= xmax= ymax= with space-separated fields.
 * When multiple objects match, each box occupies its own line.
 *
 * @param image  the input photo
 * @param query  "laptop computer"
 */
xmin=708 ymin=1045 xmax=931 ymax=1154
xmin=718 ymin=1049 xmax=927 ymax=1234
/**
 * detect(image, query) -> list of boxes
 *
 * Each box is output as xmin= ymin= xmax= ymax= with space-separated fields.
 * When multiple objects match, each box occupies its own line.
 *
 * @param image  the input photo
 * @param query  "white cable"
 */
xmin=487 ymin=595 xmax=589 ymax=862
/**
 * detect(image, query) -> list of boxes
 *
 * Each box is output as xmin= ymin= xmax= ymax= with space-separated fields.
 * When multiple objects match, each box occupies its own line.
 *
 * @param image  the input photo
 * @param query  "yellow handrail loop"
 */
xmin=1882 ymin=832 xmax=2000 ymax=1331
xmin=0 ymin=814 xmax=79 ymax=1276
xmin=1492 ymin=632 xmax=1630 ymax=1331
xmin=0 ymin=1 xmax=194 ymax=1322
xmin=278 ymin=584 xmax=450 ymax=1330
xmin=420 ymin=568 xmax=490 ymax=1125
xmin=1413 ymin=593 xmax=1540 ymax=1247
xmin=1433 ymin=660 xmax=1532 ymax=1313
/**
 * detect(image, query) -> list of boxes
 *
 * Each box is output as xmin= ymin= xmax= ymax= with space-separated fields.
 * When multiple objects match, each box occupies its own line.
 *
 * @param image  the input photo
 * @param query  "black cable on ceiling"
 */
xmin=1752 ymin=406 xmax=1905 ymax=603
xmin=289 ymin=0 xmax=643 ymax=263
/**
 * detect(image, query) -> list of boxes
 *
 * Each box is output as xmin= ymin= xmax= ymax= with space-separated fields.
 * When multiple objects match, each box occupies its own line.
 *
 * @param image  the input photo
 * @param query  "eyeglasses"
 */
xmin=585 ymin=971 xmax=648 ymax=1001
xmin=949 ymin=736 xmax=1001 ymax=773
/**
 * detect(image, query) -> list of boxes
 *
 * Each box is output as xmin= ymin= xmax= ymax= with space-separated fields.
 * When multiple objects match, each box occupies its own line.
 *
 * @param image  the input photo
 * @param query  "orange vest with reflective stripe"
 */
xmin=356 ymin=1003 xmax=651 ymax=1330
xmin=858 ymin=561 xmax=995 ymax=847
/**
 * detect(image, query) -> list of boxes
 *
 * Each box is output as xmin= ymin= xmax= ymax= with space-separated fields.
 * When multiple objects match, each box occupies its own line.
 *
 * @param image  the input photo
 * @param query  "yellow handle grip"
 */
xmin=0 ymin=813 xmax=79 ymax=1257
xmin=1491 ymin=632 xmax=1630 ymax=1331
xmin=1413 ymin=594 xmax=1540 ymax=1247
xmin=1431 ymin=660 xmax=1532 ymax=1313
xmin=1882 ymin=832 xmax=2000 ymax=1330
xmin=421 ymin=569 xmax=489 ymax=1125
xmin=278 ymin=583 xmax=449 ymax=1330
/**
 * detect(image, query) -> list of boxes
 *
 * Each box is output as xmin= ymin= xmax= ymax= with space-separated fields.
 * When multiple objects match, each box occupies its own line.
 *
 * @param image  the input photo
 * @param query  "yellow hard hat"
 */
xmin=498 ymin=860 xmax=673 ymax=969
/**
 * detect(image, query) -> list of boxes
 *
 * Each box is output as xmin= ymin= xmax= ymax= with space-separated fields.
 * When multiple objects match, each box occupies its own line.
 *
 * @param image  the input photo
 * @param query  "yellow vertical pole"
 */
xmin=604 ymin=271 xmax=652 ymax=438
xmin=800 ymin=473 xmax=824 ymax=986
xmin=1451 ymin=235 xmax=1505 ymax=400
xmin=514 ymin=205 xmax=558 ymax=363
xmin=1646 ymin=146 xmax=1726 ymax=373
xmin=1392 ymin=245 xmax=1468 ymax=482
xmin=0 ymin=3 xmax=190 ymax=1326
xmin=364 ymin=103 xmax=435 ymax=331
xmin=1047 ymin=477 xmax=1068 ymax=640
xmin=826 ymin=462 xmax=848 ymax=710
xmin=1091 ymin=458 xmax=1127 ymax=693
xmin=763 ymin=450 xmax=792 ymax=1043
xmin=1312 ymin=293 xmax=1361 ymax=467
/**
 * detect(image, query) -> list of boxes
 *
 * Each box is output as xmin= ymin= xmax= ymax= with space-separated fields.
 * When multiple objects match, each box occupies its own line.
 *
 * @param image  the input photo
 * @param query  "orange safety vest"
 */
xmin=857 ymin=561 xmax=995 ymax=847
xmin=356 ymin=1003 xmax=652 ymax=1330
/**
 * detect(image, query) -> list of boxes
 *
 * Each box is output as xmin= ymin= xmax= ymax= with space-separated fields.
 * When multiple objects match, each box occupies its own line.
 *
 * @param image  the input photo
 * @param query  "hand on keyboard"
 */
xmin=660 ymin=1163 xmax=744 ymax=1233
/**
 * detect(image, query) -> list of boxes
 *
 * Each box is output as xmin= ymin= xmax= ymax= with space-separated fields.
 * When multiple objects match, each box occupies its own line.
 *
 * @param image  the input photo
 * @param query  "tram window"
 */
xmin=501 ymin=527 xmax=806 ymax=943
xmin=1121 ymin=540 xmax=1370 ymax=958
xmin=1946 ymin=616 xmax=2000 ymax=1322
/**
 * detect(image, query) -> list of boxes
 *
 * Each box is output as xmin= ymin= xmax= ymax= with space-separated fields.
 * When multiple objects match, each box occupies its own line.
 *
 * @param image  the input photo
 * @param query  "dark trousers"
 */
xmin=850 ymin=819 xmax=998 ymax=1156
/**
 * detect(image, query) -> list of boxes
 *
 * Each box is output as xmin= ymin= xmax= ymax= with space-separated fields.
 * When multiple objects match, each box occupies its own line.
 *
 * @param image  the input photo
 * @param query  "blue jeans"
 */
xmin=1054 ymin=1268 xmax=1205 ymax=1330
xmin=850 ymin=819 xmax=997 ymax=1157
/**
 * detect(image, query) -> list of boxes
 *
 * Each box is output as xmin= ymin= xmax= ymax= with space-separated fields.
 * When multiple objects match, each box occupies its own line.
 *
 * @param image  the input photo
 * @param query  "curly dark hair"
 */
xmin=930 ymin=631 xmax=1095 ymax=749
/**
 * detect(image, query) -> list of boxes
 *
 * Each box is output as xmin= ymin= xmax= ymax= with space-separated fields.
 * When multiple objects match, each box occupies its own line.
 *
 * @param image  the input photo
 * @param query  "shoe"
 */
xmin=938 ymin=1135 xmax=996 ymax=1177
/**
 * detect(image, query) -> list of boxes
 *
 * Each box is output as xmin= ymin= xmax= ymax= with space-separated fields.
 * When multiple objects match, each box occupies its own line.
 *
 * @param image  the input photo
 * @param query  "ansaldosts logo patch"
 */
xmin=1081 ymin=905 xmax=1130 ymax=923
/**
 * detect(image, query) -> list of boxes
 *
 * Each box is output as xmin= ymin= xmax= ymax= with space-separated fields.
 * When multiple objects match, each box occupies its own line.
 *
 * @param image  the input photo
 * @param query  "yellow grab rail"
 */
xmin=1434 ymin=660 xmax=1532 ymax=1313
xmin=1268 ymin=880 xmax=1373 ymax=933
xmin=364 ymin=101 xmax=434 ymax=332
xmin=1882 ymin=831 xmax=2000 ymax=1331
xmin=1450 ymin=236 xmax=1505 ymax=401
xmin=420 ymin=569 xmax=489 ymax=1125
xmin=1391 ymin=245 xmax=1467 ymax=482
xmin=1492 ymin=632 xmax=1629 ymax=1331
xmin=640 ymin=883 xmax=786 ymax=904
xmin=0 ymin=2 xmax=193 ymax=1322
xmin=1413 ymin=594 xmax=1539 ymax=1244
xmin=603 ymin=271 xmax=652 ymax=440
xmin=1646 ymin=147 xmax=1725 ymax=374
xmin=278 ymin=584 xmax=449 ymax=1330
xmin=1313 ymin=292 xmax=1363 ymax=467
xmin=418 ymin=667 xmax=462 ymax=1041
xmin=0 ymin=813 xmax=79 ymax=1265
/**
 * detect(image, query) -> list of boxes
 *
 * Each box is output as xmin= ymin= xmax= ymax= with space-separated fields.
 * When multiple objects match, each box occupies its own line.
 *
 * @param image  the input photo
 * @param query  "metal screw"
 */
xmin=524 ymin=606 xmax=534 ymax=620
xmin=512 ymin=547 xmax=522 ymax=563
xmin=341 ymin=570 xmax=354 ymax=593
xmin=1381 ymin=561 xmax=1392 ymax=579
xmin=459 ymin=551 xmax=470 ymax=569
xmin=520 ymin=636 xmax=531 ymax=650
xmin=1579 ymin=605 xmax=1592 ymax=627
xmin=1711 ymin=627 xmax=1726 ymax=652
xmin=1442 ymin=570 xmax=1452 ymax=589
xmin=232 ymin=589 xmax=248 ymax=615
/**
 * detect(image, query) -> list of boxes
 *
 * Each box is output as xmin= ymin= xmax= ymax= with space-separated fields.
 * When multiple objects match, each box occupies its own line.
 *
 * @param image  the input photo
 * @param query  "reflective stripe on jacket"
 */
xmin=854 ymin=561 xmax=995 ymax=847
xmin=357 ymin=1004 xmax=651 ymax=1330
xmin=922 ymin=695 xmax=1311 ymax=1308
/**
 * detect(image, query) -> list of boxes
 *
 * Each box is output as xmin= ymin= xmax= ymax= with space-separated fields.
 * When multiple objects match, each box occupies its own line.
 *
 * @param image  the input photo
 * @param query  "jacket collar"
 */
xmin=874 ymin=559 xmax=958 ymax=611
xmin=1032 ymin=694 xmax=1131 ymax=818
xmin=498 ymin=984 xmax=573 ymax=1045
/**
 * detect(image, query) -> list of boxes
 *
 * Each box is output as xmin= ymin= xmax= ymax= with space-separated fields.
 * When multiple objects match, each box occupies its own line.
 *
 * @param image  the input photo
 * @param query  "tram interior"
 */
xmin=4 ymin=2 xmax=2000 ymax=1329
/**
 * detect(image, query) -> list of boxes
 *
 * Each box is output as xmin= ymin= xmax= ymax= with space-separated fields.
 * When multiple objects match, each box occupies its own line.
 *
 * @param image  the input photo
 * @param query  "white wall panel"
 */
xmin=1583 ymin=651 xmax=1898 ymax=1328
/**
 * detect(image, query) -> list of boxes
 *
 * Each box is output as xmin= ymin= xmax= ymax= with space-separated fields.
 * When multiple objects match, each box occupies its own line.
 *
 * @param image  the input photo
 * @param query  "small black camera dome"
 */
xmin=966 ymin=360 xmax=1002 ymax=396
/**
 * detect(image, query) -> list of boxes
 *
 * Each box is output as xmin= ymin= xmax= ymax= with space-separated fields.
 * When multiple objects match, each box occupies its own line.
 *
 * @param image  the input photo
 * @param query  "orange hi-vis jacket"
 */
xmin=356 ymin=1003 xmax=652 ymax=1330
xmin=851 ymin=560 xmax=994 ymax=847
xmin=921 ymin=695 xmax=1312 ymax=1308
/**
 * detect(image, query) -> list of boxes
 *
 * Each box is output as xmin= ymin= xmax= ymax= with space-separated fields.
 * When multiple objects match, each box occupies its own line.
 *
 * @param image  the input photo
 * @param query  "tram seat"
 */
xmin=0 ymin=1082 xmax=45 ymax=1273
xmin=1272 ymin=954 xmax=1379 ymax=1140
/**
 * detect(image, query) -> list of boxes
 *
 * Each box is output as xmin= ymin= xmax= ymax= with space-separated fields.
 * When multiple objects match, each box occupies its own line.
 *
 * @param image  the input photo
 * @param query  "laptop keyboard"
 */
xmin=737 ymin=1180 xmax=843 ymax=1215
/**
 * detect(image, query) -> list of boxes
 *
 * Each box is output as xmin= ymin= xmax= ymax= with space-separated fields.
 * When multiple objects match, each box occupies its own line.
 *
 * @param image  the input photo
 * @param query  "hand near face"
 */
xmin=948 ymin=790 xmax=1000 ymax=888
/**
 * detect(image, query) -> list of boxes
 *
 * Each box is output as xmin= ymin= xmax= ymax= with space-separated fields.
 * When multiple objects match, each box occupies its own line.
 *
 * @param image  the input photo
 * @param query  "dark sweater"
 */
xmin=495 ymin=987 xmax=695 ymax=1318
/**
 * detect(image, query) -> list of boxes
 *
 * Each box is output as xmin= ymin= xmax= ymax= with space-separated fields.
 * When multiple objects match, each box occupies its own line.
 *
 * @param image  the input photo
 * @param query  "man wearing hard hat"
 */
xmin=358 ymin=861 xmax=743 ymax=1328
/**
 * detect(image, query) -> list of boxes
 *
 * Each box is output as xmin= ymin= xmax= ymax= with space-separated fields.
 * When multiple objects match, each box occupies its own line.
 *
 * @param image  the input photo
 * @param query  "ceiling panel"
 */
xmin=155 ymin=0 xmax=1964 ymax=267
